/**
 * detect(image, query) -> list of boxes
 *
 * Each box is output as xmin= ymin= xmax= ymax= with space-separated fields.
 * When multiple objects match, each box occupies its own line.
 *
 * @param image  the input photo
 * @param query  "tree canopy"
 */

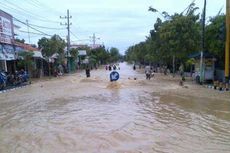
xmin=126 ymin=3 xmax=226 ymax=70
xmin=38 ymin=34 xmax=66 ymax=64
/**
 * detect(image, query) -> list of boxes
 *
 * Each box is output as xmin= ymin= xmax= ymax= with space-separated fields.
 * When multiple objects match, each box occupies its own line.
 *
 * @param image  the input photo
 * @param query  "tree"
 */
xmin=205 ymin=14 xmax=225 ymax=68
xmin=109 ymin=47 xmax=120 ymax=62
xmin=186 ymin=58 xmax=195 ymax=76
xmin=15 ymin=38 xmax=25 ymax=43
xmin=70 ymin=48 xmax=78 ymax=59
xmin=38 ymin=35 xmax=66 ymax=64
xmin=17 ymin=51 xmax=34 ymax=72
xmin=125 ymin=2 xmax=201 ymax=72
xmin=89 ymin=46 xmax=110 ymax=64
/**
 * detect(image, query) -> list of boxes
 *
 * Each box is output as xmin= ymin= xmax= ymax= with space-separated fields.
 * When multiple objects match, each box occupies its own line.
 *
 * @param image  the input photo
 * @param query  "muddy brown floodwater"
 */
xmin=0 ymin=62 xmax=230 ymax=153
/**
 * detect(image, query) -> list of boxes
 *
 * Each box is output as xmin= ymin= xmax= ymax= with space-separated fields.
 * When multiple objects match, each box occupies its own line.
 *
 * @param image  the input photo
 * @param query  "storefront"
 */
xmin=0 ymin=43 xmax=16 ymax=73
xmin=0 ymin=10 xmax=15 ymax=73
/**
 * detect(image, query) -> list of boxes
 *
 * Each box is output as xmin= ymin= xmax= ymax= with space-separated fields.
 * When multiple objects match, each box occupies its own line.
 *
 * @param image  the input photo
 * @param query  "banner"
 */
xmin=0 ymin=12 xmax=13 ymax=44
xmin=0 ymin=44 xmax=15 ymax=60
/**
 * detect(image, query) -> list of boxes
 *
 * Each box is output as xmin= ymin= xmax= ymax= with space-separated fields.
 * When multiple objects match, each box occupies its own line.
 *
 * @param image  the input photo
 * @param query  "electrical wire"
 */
xmin=13 ymin=17 xmax=52 ymax=36
xmin=30 ymin=0 xmax=63 ymax=15
xmin=19 ymin=30 xmax=52 ymax=36
xmin=70 ymin=30 xmax=80 ymax=40
xmin=28 ymin=23 xmax=66 ymax=30
xmin=1 ymin=0 xmax=60 ymax=24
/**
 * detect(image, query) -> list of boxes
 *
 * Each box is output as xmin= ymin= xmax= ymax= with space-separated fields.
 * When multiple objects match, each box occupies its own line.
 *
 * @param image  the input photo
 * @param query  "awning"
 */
xmin=188 ymin=52 xmax=214 ymax=59
xmin=32 ymin=51 xmax=44 ymax=59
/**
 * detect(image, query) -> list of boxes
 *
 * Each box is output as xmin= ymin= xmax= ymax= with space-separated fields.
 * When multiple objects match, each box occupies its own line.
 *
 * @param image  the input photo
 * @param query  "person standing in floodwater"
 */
xmin=109 ymin=65 xmax=112 ymax=71
xmin=133 ymin=65 xmax=136 ymax=70
xmin=113 ymin=65 xmax=116 ymax=70
xmin=85 ymin=67 xmax=90 ymax=77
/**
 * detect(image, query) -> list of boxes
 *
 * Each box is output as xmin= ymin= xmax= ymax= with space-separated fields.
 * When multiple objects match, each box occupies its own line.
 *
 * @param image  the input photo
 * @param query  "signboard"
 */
xmin=110 ymin=71 xmax=119 ymax=81
xmin=0 ymin=15 xmax=13 ymax=44
xmin=78 ymin=50 xmax=87 ymax=56
xmin=2 ymin=44 xmax=15 ymax=60
xmin=0 ymin=44 xmax=3 ymax=60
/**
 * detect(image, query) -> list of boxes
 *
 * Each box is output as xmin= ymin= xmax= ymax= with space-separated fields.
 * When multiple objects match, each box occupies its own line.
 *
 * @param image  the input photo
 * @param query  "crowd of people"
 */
xmin=105 ymin=64 xmax=120 ymax=71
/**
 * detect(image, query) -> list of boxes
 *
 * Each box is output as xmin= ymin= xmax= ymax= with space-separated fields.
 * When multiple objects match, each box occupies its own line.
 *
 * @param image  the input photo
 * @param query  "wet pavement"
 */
xmin=0 ymin=63 xmax=230 ymax=153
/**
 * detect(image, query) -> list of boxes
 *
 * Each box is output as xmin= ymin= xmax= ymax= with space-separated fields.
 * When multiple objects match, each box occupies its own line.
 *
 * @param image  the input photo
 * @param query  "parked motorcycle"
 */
xmin=0 ymin=71 xmax=7 ymax=90
xmin=19 ymin=71 xmax=29 ymax=83
xmin=14 ymin=70 xmax=29 ymax=85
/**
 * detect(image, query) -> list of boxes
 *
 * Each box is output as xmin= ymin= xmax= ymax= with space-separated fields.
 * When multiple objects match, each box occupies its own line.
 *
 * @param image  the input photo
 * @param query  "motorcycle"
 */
xmin=14 ymin=70 xmax=29 ymax=85
xmin=11 ymin=70 xmax=29 ymax=86
xmin=19 ymin=71 xmax=29 ymax=83
xmin=0 ymin=71 xmax=7 ymax=90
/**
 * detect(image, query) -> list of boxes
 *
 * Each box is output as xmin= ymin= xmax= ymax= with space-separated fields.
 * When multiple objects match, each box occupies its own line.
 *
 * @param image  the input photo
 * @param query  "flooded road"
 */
xmin=0 ymin=63 xmax=230 ymax=153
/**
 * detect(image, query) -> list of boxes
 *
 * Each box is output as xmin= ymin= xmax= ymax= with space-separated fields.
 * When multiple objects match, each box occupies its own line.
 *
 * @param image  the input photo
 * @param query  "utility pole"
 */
xmin=92 ymin=33 xmax=96 ymax=48
xmin=90 ymin=33 xmax=100 ymax=49
xmin=225 ymin=0 xmax=230 ymax=83
xmin=60 ymin=9 xmax=72 ymax=73
xmin=26 ymin=20 xmax=30 ymax=44
xmin=200 ymin=0 xmax=206 ymax=84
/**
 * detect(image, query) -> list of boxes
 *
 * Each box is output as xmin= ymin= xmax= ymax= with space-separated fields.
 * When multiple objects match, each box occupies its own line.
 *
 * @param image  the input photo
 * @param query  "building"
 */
xmin=0 ymin=10 xmax=15 ymax=73
xmin=189 ymin=52 xmax=215 ymax=83
xmin=15 ymin=42 xmax=45 ymax=78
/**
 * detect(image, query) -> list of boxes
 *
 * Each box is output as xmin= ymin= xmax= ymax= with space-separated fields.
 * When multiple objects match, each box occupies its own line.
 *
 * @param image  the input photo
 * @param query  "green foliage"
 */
xmin=126 ymin=2 xmax=202 ymax=70
xmin=109 ymin=47 xmax=120 ymax=62
xmin=38 ymin=34 xmax=66 ymax=64
xmin=18 ymin=51 xmax=35 ymax=71
xmin=186 ymin=58 xmax=195 ymax=67
xmin=87 ymin=46 xmax=121 ymax=65
xmin=205 ymin=14 xmax=225 ymax=68
xmin=70 ymin=48 xmax=78 ymax=59
xmin=89 ymin=46 xmax=109 ymax=64
xmin=15 ymin=38 xmax=25 ymax=43
xmin=127 ymin=2 xmax=226 ymax=71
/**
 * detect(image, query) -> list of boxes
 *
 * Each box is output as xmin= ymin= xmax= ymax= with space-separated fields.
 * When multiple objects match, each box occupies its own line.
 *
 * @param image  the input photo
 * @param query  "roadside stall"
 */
xmin=189 ymin=52 xmax=215 ymax=83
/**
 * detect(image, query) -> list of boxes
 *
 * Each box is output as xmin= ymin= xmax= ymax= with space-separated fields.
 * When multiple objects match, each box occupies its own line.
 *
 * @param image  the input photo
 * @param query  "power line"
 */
xmin=70 ymin=31 xmax=91 ymax=43
xmin=70 ymin=30 xmax=80 ymax=40
xmin=1 ymin=0 xmax=60 ymax=24
xmin=13 ymin=17 xmax=52 ymax=37
xmin=3 ymin=0 xmax=58 ymax=22
xmin=28 ymin=23 xmax=66 ymax=30
xmin=19 ymin=30 xmax=50 ymax=36
xmin=30 ymin=0 xmax=63 ymax=15
xmin=13 ymin=17 xmax=67 ymax=40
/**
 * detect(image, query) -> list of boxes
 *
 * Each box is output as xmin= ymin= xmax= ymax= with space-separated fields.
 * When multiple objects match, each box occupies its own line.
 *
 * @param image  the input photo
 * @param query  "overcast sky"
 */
xmin=1 ymin=0 xmax=226 ymax=54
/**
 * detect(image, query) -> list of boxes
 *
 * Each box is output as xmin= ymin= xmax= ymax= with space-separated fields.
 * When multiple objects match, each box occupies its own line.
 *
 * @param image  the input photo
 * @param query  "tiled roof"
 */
xmin=15 ymin=42 xmax=39 ymax=51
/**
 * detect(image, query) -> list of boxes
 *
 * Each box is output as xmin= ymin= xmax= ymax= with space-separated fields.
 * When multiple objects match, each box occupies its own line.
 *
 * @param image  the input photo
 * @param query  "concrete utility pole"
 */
xmin=90 ymin=33 xmax=100 ymax=48
xmin=225 ymin=0 xmax=230 ymax=82
xmin=92 ymin=33 xmax=96 ymax=48
xmin=200 ymin=0 xmax=206 ymax=84
xmin=60 ymin=9 xmax=72 ymax=73
xmin=26 ymin=20 xmax=30 ymax=44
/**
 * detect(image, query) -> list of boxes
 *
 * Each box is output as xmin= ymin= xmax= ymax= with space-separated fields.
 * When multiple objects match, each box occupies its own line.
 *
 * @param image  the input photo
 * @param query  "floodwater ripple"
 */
xmin=0 ymin=63 xmax=230 ymax=153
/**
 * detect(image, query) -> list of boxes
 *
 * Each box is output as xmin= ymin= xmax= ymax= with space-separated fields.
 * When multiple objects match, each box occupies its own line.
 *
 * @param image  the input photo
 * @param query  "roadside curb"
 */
xmin=204 ymin=84 xmax=230 ymax=92
xmin=0 ymin=84 xmax=30 ymax=94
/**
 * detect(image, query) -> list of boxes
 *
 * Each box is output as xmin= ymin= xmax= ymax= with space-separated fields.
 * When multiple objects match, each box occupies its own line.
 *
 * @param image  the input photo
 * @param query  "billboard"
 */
xmin=78 ymin=50 xmax=87 ymax=56
xmin=0 ymin=10 xmax=14 ymax=44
